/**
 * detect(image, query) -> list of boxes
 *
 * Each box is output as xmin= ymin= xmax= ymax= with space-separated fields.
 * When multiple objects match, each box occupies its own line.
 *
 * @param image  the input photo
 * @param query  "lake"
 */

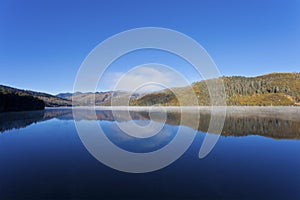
xmin=0 ymin=107 xmax=300 ymax=199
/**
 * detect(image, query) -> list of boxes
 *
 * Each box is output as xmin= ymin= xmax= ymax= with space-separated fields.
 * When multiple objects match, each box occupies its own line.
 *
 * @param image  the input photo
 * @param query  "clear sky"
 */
xmin=0 ymin=0 xmax=299 ymax=94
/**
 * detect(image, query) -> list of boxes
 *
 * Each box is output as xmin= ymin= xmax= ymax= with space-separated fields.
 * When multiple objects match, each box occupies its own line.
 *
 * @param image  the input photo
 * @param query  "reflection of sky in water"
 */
xmin=101 ymin=120 xmax=178 ymax=153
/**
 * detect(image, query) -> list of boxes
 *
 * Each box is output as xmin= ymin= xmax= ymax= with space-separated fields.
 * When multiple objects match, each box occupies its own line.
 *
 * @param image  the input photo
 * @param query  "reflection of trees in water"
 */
xmin=136 ymin=111 xmax=300 ymax=139
xmin=221 ymin=116 xmax=300 ymax=139
xmin=0 ymin=110 xmax=45 ymax=132
xmin=0 ymin=108 xmax=299 ymax=139
xmin=0 ymin=109 xmax=71 ymax=133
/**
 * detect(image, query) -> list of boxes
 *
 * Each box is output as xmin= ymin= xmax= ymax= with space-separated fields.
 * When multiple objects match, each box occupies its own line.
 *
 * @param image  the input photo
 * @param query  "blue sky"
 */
xmin=0 ymin=0 xmax=299 ymax=94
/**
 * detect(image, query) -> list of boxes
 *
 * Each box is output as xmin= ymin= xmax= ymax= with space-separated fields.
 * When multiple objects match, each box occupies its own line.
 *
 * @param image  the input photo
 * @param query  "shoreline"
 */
xmin=46 ymin=106 xmax=300 ymax=113
xmin=53 ymin=106 xmax=300 ymax=121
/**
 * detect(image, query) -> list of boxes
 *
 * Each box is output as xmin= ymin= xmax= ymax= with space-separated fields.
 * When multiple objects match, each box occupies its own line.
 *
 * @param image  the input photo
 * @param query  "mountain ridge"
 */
xmin=1 ymin=72 xmax=299 ymax=108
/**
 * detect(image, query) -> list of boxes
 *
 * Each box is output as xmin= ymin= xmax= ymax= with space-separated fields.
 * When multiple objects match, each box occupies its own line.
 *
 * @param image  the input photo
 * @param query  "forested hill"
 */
xmin=0 ymin=93 xmax=45 ymax=112
xmin=132 ymin=73 xmax=300 ymax=106
xmin=0 ymin=85 xmax=71 ymax=107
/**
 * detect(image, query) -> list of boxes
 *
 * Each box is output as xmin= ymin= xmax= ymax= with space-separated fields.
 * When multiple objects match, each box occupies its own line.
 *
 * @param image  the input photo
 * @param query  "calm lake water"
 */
xmin=0 ymin=107 xmax=300 ymax=199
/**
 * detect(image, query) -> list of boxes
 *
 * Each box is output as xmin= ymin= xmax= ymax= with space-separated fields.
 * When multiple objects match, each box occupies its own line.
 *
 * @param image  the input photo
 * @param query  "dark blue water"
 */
xmin=0 ymin=108 xmax=299 ymax=199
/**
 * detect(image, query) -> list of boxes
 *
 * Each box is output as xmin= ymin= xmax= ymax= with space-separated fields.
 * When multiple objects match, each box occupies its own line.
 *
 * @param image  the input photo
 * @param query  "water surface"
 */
xmin=0 ymin=107 xmax=299 ymax=199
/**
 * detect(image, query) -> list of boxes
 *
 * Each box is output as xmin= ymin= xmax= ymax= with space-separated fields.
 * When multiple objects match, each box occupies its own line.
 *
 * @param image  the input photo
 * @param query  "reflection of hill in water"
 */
xmin=160 ymin=112 xmax=300 ymax=139
xmin=0 ymin=109 xmax=71 ymax=132
xmin=0 ymin=108 xmax=299 ymax=139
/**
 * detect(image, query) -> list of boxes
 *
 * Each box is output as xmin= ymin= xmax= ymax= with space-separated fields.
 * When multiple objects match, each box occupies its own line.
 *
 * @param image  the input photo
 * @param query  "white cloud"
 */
xmin=100 ymin=64 xmax=190 ymax=93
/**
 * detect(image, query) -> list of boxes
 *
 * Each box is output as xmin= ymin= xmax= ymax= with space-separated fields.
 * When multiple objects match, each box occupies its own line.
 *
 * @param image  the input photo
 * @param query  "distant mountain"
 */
xmin=132 ymin=72 xmax=300 ymax=106
xmin=57 ymin=91 xmax=113 ymax=105
xmin=0 ymin=85 xmax=71 ymax=107
xmin=56 ymin=92 xmax=74 ymax=99
xmin=57 ymin=91 xmax=140 ymax=106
